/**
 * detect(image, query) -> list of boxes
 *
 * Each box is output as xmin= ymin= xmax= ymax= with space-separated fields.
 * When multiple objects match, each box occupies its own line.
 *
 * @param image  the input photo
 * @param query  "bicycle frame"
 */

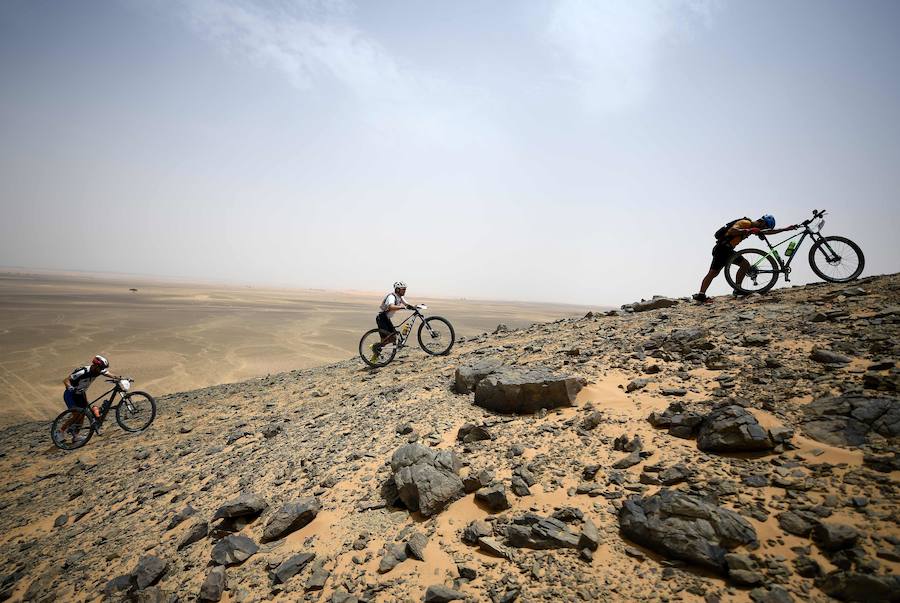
xmin=748 ymin=219 xmax=829 ymax=281
xmin=86 ymin=383 xmax=125 ymax=421
xmin=382 ymin=309 xmax=442 ymax=348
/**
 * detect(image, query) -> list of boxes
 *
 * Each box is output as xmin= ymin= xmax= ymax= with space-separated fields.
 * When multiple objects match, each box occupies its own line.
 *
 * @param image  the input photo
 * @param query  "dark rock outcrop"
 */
xmin=696 ymin=405 xmax=774 ymax=452
xmin=271 ymin=552 xmax=315 ymax=584
xmin=262 ymin=498 xmax=320 ymax=542
xmin=802 ymin=395 xmax=900 ymax=447
xmin=389 ymin=443 xmax=463 ymax=516
xmin=212 ymin=493 xmax=268 ymax=520
xmin=618 ymin=490 xmax=758 ymax=572
xmin=474 ymin=368 xmax=583 ymax=414
xmin=453 ymin=359 xmax=504 ymax=394
xmin=817 ymin=570 xmax=900 ymax=602
xmin=211 ymin=534 xmax=259 ymax=566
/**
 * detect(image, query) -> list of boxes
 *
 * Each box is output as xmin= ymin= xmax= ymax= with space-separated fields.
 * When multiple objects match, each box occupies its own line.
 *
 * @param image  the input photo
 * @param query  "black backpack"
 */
xmin=714 ymin=217 xmax=749 ymax=241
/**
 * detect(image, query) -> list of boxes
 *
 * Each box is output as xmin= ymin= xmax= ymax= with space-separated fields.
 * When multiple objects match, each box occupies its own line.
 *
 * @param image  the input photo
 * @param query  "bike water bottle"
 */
xmin=402 ymin=324 xmax=410 ymax=336
xmin=785 ymin=241 xmax=796 ymax=257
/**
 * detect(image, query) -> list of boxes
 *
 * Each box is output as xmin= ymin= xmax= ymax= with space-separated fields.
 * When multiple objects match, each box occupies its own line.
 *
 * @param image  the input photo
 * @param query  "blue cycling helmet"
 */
xmin=760 ymin=214 xmax=776 ymax=229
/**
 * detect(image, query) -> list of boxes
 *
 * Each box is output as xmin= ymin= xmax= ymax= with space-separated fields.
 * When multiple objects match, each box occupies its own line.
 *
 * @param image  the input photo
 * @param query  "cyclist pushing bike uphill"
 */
xmin=694 ymin=209 xmax=863 ymax=300
xmin=722 ymin=209 xmax=864 ymax=294
xmin=360 ymin=281 xmax=455 ymax=367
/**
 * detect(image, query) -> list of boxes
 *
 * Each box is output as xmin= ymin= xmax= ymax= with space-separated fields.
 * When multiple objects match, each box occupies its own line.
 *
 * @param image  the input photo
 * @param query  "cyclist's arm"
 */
xmin=725 ymin=227 xmax=749 ymax=239
xmin=761 ymin=225 xmax=799 ymax=235
xmin=63 ymin=377 xmax=72 ymax=389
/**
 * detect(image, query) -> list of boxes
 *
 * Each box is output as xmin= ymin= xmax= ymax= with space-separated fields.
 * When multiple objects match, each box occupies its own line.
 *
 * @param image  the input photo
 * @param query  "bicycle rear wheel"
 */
xmin=723 ymin=248 xmax=780 ymax=294
xmin=808 ymin=235 xmax=864 ymax=283
xmin=116 ymin=391 xmax=157 ymax=432
xmin=359 ymin=328 xmax=398 ymax=368
xmin=418 ymin=316 xmax=455 ymax=355
xmin=51 ymin=408 xmax=94 ymax=450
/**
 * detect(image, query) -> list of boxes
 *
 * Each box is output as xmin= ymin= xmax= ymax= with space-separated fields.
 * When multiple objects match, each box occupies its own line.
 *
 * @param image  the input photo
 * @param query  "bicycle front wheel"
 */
xmin=51 ymin=408 xmax=94 ymax=450
xmin=116 ymin=391 xmax=157 ymax=432
xmin=418 ymin=316 xmax=455 ymax=356
xmin=359 ymin=328 xmax=398 ymax=368
xmin=808 ymin=236 xmax=864 ymax=283
xmin=723 ymin=249 xmax=780 ymax=294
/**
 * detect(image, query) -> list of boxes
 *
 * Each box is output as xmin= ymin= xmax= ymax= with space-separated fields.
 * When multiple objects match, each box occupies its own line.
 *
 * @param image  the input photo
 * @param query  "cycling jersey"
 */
xmin=380 ymin=293 xmax=408 ymax=318
xmin=68 ymin=366 xmax=108 ymax=394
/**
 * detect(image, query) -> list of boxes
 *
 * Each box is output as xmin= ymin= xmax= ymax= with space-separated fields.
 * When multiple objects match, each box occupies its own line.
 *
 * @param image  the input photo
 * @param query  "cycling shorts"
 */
xmin=376 ymin=312 xmax=396 ymax=335
xmin=64 ymin=389 xmax=88 ymax=409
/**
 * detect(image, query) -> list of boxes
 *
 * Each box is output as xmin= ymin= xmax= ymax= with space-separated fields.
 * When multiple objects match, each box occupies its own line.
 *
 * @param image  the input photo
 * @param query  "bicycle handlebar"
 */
xmin=800 ymin=209 xmax=826 ymax=227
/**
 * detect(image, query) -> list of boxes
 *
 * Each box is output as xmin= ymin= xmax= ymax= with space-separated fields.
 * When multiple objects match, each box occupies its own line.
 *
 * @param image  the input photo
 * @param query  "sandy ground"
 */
xmin=0 ymin=271 xmax=591 ymax=427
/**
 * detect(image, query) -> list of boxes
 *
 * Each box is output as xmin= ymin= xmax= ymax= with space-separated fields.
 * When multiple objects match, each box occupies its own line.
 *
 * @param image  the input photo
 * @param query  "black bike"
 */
xmin=724 ymin=209 xmax=864 ymax=294
xmin=359 ymin=305 xmax=455 ymax=368
xmin=51 ymin=378 xmax=156 ymax=450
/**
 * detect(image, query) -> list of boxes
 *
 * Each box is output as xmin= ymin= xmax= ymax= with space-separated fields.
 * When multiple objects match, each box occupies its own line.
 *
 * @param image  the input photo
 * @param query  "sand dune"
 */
xmin=0 ymin=271 xmax=590 ymax=427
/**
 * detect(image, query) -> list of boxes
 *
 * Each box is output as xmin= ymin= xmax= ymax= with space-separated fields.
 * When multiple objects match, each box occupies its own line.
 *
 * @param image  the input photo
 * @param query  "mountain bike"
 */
xmin=724 ymin=209 xmax=864 ymax=295
xmin=359 ymin=305 xmax=455 ymax=368
xmin=51 ymin=378 xmax=156 ymax=450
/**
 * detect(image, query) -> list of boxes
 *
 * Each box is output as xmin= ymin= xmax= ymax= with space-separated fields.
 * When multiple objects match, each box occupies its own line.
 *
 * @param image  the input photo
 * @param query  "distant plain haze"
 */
xmin=1 ymin=0 xmax=898 ymax=305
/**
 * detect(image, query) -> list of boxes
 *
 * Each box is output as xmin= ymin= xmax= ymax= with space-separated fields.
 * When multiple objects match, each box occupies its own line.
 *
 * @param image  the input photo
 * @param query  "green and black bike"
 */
xmin=51 ymin=378 xmax=156 ymax=450
xmin=359 ymin=305 xmax=455 ymax=368
xmin=724 ymin=209 xmax=864 ymax=295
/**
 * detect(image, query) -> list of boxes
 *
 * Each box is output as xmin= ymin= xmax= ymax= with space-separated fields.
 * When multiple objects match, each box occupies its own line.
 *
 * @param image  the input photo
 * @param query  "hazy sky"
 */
xmin=1 ymin=0 xmax=898 ymax=305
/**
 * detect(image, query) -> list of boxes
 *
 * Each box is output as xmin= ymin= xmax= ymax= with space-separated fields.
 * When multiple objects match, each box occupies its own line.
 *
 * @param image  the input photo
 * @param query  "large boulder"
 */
xmin=212 ymin=493 xmax=268 ymax=520
xmin=271 ymin=552 xmax=315 ymax=584
xmin=817 ymin=571 xmax=900 ymax=602
xmin=619 ymin=490 xmax=758 ymax=573
xmin=645 ymin=328 xmax=712 ymax=354
xmin=625 ymin=297 xmax=679 ymax=313
xmin=262 ymin=498 xmax=321 ymax=542
xmin=133 ymin=555 xmax=168 ymax=590
xmin=697 ymin=406 xmax=774 ymax=452
xmin=211 ymin=534 xmax=259 ymax=566
xmin=504 ymin=515 xmax=581 ymax=550
xmin=810 ymin=348 xmax=851 ymax=365
xmin=474 ymin=368 xmax=583 ymax=414
xmin=454 ymin=359 xmax=504 ymax=394
xmin=199 ymin=566 xmax=226 ymax=602
xmin=802 ymin=395 xmax=900 ymax=448
xmin=389 ymin=443 xmax=464 ymax=517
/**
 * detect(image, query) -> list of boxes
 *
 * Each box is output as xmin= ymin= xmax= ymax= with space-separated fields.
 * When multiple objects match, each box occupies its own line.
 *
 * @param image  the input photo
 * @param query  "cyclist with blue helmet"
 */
xmin=693 ymin=214 xmax=797 ymax=302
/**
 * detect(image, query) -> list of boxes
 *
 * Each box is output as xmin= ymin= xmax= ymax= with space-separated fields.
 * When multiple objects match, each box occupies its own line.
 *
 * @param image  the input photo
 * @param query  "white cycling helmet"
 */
xmin=91 ymin=355 xmax=109 ymax=369
xmin=393 ymin=281 xmax=407 ymax=289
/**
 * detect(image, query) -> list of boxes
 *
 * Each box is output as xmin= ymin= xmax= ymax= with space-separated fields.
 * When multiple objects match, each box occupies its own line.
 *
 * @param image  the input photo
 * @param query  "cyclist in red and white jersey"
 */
xmin=60 ymin=355 xmax=122 ymax=437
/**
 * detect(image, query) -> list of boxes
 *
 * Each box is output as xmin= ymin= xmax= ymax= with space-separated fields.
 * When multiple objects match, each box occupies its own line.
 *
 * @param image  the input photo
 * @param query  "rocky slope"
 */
xmin=0 ymin=274 xmax=898 ymax=603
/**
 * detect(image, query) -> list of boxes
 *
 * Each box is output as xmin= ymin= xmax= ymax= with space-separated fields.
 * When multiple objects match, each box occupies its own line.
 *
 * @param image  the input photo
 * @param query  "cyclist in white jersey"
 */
xmin=369 ymin=281 xmax=414 ymax=362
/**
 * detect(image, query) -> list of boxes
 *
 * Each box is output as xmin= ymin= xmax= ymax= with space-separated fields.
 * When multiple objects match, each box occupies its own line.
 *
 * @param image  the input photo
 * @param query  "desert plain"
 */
xmin=0 ymin=270 xmax=588 ymax=427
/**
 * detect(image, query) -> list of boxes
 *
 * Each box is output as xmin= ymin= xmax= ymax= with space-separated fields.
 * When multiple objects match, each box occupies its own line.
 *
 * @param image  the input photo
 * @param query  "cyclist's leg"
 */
xmin=375 ymin=313 xmax=397 ymax=347
xmin=699 ymin=268 xmax=719 ymax=295
xmin=734 ymin=256 xmax=751 ymax=286
xmin=699 ymin=243 xmax=729 ymax=295
xmin=59 ymin=391 xmax=87 ymax=432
